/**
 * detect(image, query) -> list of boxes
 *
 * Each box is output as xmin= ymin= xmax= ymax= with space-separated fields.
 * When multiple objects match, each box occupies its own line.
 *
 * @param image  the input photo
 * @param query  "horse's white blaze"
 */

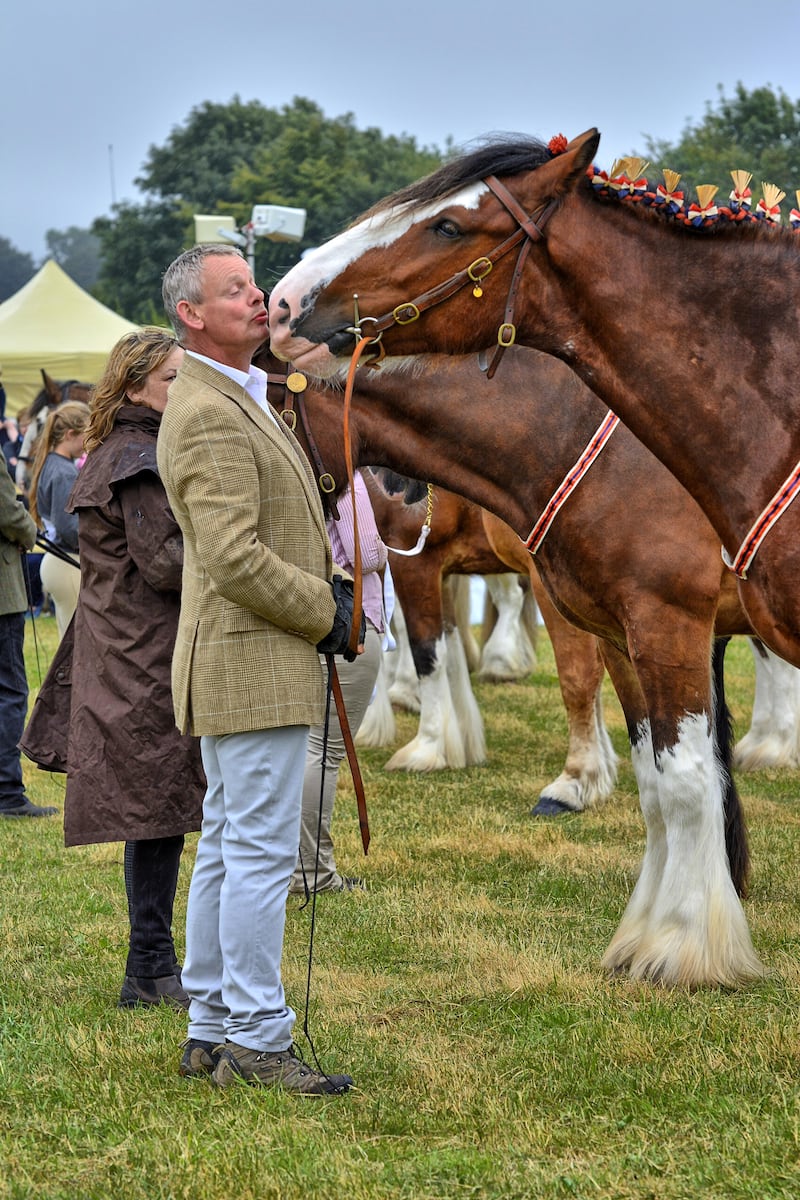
xmin=355 ymin=652 xmax=397 ymax=749
xmin=286 ymin=183 xmax=487 ymax=301
xmin=385 ymin=634 xmax=470 ymax=771
xmin=269 ymin=184 xmax=488 ymax=370
xmin=734 ymin=640 xmax=800 ymax=770
xmin=603 ymin=714 xmax=763 ymax=986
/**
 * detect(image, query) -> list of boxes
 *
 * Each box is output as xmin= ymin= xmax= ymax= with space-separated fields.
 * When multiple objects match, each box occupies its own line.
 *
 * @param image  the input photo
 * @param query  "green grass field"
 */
xmin=2 ymin=619 xmax=800 ymax=1199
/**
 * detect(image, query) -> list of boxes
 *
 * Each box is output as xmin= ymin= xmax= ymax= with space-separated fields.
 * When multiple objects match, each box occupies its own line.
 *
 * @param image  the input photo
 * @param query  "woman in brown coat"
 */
xmin=23 ymin=329 xmax=205 ymax=1010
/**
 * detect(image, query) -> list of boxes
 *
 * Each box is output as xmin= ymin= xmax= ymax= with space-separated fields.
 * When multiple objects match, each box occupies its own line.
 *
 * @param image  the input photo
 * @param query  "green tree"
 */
xmin=643 ymin=83 xmax=800 ymax=209
xmin=97 ymin=95 xmax=444 ymax=314
xmin=44 ymin=226 xmax=101 ymax=291
xmin=92 ymin=200 xmax=188 ymax=323
xmin=0 ymin=237 xmax=35 ymax=301
xmin=230 ymin=97 xmax=443 ymax=286
xmin=137 ymin=97 xmax=286 ymax=210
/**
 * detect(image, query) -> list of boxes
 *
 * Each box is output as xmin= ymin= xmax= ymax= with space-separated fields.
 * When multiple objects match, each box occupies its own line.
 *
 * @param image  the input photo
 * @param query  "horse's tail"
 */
xmin=713 ymin=635 xmax=750 ymax=897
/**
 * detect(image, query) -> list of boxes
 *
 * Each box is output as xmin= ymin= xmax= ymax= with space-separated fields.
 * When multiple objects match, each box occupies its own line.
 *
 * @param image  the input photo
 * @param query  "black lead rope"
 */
xmin=21 ymin=549 xmax=45 ymax=687
xmin=297 ymin=652 xmax=348 ymax=1092
xmin=35 ymin=533 xmax=80 ymax=569
xmin=23 ymin=535 xmax=80 ymax=686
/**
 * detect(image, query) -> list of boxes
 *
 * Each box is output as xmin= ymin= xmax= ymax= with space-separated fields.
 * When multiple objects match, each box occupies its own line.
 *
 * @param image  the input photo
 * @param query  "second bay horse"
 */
xmin=259 ymin=344 xmax=762 ymax=988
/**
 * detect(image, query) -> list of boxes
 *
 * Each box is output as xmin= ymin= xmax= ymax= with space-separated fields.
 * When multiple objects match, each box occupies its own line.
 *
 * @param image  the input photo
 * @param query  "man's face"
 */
xmin=185 ymin=255 xmax=269 ymax=363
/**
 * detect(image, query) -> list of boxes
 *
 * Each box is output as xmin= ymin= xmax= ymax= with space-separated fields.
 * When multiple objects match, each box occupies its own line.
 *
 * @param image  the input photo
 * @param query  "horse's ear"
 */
xmin=41 ymin=369 xmax=57 ymax=397
xmin=530 ymin=128 xmax=601 ymax=200
xmin=564 ymin=128 xmax=601 ymax=171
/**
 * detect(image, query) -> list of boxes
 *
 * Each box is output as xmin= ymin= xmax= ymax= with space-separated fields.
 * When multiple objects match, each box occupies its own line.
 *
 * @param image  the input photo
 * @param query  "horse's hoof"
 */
xmin=531 ymin=796 xmax=578 ymax=817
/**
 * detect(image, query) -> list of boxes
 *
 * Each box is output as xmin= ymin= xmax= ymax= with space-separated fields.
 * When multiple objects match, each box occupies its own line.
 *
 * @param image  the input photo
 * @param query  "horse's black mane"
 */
xmin=359 ymin=134 xmax=799 ymax=246
xmin=361 ymin=135 xmax=553 ymax=218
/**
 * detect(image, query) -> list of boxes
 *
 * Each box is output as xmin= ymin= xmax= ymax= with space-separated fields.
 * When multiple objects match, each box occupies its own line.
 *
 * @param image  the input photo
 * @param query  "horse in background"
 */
xmin=16 ymin=370 xmax=93 ymax=496
xmin=363 ymin=470 xmax=617 ymax=812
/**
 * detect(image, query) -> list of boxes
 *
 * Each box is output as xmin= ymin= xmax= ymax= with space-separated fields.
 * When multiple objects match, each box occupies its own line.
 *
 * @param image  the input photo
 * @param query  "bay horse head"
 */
xmin=33 ymin=370 xmax=93 ymax=417
xmin=268 ymin=129 xmax=600 ymax=376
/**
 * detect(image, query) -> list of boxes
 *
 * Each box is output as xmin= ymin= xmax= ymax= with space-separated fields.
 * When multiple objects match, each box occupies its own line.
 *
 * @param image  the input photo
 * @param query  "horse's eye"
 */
xmin=434 ymin=219 xmax=461 ymax=239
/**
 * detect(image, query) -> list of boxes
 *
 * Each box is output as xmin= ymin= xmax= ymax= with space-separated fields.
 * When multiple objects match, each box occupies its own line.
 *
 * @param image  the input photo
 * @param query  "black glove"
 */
xmin=316 ymin=575 xmax=366 ymax=662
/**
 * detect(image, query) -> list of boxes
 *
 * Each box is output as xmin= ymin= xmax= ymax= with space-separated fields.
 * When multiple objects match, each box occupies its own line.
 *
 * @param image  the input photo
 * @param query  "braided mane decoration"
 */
xmin=589 ymin=159 xmax=797 ymax=230
xmin=548 ymin=139 xmax=799 ymax=231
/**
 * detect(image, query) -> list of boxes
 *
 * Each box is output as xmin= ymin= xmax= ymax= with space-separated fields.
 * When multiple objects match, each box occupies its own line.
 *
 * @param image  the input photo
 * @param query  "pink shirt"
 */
xmin=327 ymin=471 xmax=387 ymax=633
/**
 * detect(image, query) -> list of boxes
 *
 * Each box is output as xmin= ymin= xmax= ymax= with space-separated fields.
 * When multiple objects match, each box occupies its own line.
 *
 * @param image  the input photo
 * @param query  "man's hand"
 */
xmin=316 ymin=576 xmax=366 ymax=661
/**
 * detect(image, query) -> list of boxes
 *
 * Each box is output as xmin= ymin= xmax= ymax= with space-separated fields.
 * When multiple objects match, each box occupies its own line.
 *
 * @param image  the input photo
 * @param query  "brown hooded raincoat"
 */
xmin=21 ymin=405 xmax=205 ymax=845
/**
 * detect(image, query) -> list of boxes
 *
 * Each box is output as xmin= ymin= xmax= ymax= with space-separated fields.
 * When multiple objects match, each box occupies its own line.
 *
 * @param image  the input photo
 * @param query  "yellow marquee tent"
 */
xmin=0 ymin=260 xmax=139 ymax=413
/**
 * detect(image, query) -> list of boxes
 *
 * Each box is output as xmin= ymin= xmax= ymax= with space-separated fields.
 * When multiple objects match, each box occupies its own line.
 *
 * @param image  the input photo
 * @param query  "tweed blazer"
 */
xmin=0 ymin=466 xmax=36 ymax=616
xmin=157 ymin=354 xmax=336 ymax=736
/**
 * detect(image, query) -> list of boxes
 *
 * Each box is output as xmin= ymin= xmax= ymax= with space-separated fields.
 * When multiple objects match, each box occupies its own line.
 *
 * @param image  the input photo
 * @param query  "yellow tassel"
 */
xmin=695 ymin=185 xmax=719 ymax=210
xmin=662 ymin=169 xmax=682 ymax=193
xmin=730 ymin=169 xmax=752 ymax=195
xmin=761 ymin=182 xmax=786 ymax=209
xmin=620 ymin=157 xmax=649 ymax=181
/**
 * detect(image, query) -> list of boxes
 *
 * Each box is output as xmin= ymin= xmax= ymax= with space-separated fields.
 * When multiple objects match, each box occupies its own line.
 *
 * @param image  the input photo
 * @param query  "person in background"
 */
xmin=3 ymin=413 xmax=23 ymax=480
xmin=0 ymin=460 xmax=57 ymax=818
xmin=27 ymin=401 xmax=89 ymax=638
xmin=15 ymin=384 xmax=61 ymax=496
xmin=21 ymin=328 xmax=205 ymax=1009
xmin=290 ymin=469 xmax=387 ymax=895
xmin=158 ymin=243 xmax=358 ymax=1093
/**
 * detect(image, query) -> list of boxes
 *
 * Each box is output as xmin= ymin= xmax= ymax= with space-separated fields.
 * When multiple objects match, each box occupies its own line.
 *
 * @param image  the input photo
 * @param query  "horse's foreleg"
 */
xmin=603 ymin=635 xmax=763 ymax=987
xmin=734 ymin=638 xmax=800 ymax=770
xmin=531 ymin=581 xmax=618 ymax=815
xmin=354 ymin=650 xmax=397 ymax=749
xmin=478 ymin=573 xmax=537 ymax=681
xmin=386 ymin=602 xmax=421 ymax=712
xmin=384 ymin=566 xmax=481 ymax=771
xmin=384 ymin=632 xmax=472 ymax=771
xmin=598 ymin=644 xmax=666 ymax=974
xmin=449 ymin=574 xmax=481 ymax=674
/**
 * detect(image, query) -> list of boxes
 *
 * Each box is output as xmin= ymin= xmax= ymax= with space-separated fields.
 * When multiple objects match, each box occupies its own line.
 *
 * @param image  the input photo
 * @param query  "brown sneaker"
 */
xmin=179 ymin=1038 xmax=222 ymax=1078
xmin=211 ymin=1041 xmax=353 ymax=1095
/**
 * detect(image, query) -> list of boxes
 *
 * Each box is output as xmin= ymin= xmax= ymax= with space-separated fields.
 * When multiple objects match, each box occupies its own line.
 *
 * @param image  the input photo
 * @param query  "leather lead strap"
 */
xmin=331 ymin=660 xmax=370 ymax=854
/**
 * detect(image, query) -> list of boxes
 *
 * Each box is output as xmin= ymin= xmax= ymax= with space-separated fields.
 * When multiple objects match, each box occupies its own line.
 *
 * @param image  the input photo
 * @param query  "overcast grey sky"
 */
xmin=3 ymin=0 xmax=799 ymax=261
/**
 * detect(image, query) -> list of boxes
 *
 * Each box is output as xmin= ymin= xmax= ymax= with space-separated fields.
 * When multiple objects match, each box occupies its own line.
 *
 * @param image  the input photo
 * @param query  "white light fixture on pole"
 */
xmin=193 ymin=206 xmax=307 ymax=274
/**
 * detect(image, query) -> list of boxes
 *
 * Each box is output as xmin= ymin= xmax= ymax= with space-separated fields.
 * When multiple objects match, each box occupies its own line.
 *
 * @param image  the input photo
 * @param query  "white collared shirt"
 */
xmin=187 ymin=351 xmax=279 ymax=426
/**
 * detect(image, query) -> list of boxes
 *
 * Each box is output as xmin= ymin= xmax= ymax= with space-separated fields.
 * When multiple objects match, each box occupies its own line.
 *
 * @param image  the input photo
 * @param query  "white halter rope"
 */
xmin=386 ymin=483 xmax=435 ymax=557
xmin=524 ymin=411 xmax=620 ymax=554
xmin=721 ymin=456 xmax=800 ymax=579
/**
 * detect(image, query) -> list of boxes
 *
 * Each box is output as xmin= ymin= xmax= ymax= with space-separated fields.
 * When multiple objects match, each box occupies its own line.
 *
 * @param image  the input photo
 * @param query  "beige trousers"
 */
xmin=40 ymin=551 xmax=80 ymax=639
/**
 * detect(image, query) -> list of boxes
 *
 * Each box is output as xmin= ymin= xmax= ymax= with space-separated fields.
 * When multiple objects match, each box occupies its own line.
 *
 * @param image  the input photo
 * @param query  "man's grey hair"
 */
xmin=161 ymin=244 xmax=246 ymax=338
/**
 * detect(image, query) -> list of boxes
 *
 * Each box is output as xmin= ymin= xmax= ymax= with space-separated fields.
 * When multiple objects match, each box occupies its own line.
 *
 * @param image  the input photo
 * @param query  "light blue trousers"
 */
xmin=184 ymin=725 xmax=309 ymax=1051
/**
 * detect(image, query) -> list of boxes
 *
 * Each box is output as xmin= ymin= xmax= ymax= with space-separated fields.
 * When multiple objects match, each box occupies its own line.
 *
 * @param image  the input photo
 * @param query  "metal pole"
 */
xmin=246 ymin=224 xmax=256 ymax=276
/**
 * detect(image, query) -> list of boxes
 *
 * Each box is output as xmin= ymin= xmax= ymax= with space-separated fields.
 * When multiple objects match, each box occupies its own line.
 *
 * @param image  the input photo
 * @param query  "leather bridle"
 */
xmin=265 ymin=365 xmax=341 ymax=520
xmin=348 ymin=175 xmax=558 ymax=379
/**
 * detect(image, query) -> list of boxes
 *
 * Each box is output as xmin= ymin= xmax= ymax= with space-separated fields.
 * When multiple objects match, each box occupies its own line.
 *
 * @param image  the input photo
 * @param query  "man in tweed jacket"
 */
xmin=158 ymin=245 xmax=353 ymax=1094
xmin=0 ymin=466 xmax=57 ymax=817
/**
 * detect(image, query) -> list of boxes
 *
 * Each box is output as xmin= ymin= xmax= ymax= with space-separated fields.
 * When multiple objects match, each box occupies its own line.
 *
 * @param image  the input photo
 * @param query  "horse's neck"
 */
xmin=346 ymin=355 xmax=609 ymax=540
xmin=539 ymin=203 xmax=800 ymax=549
